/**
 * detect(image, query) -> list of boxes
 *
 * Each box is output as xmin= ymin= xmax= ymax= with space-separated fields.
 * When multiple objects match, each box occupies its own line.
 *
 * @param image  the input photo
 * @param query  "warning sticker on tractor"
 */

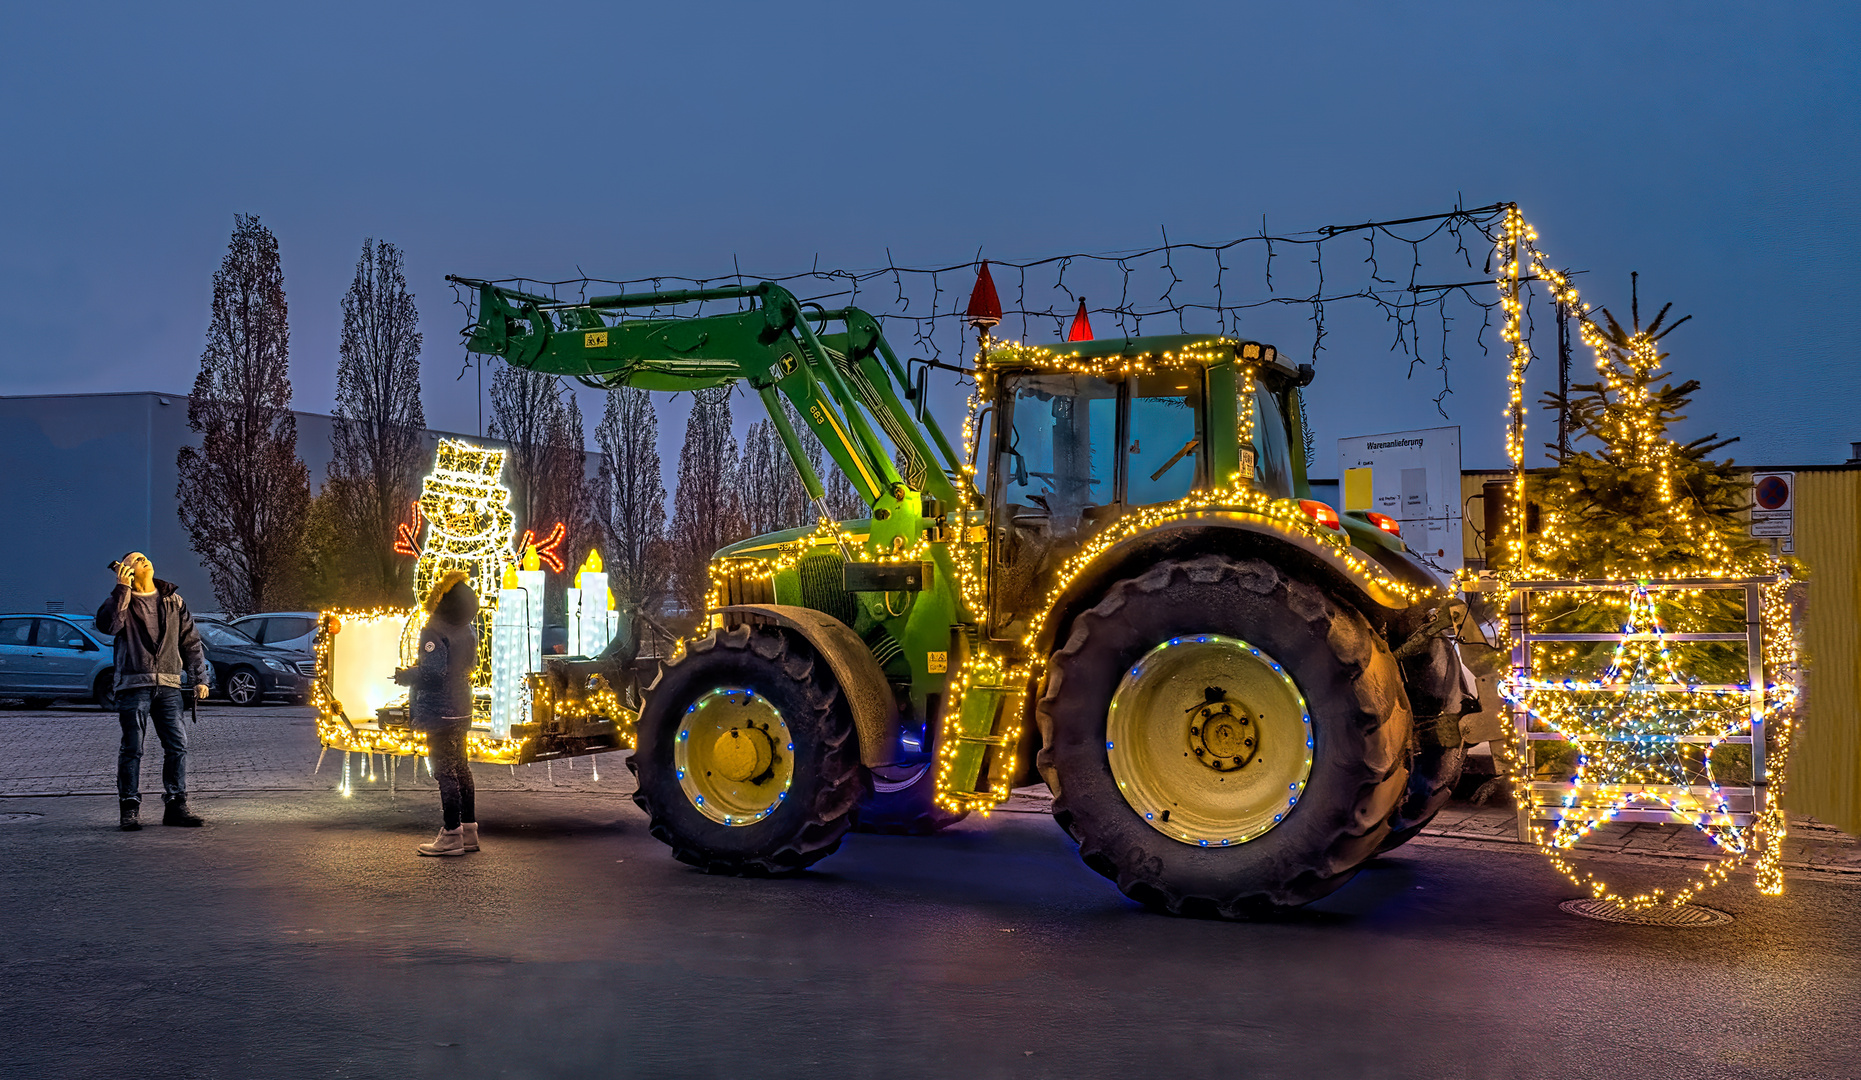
xmin=927 ymin=651 xmax=948 ymax=674
xmin=584 ymin=331 xmax=608 ymax=348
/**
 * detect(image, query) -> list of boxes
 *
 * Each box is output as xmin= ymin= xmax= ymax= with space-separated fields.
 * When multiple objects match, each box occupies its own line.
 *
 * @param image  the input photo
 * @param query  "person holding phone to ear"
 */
xmin=95 ymin=552 xmax=212 ymax=831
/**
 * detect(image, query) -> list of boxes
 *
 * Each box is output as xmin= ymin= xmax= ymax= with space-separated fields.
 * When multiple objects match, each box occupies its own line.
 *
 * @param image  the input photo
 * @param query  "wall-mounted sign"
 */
xmin=1749 ymin=472 xmax=1794 ymax=538
xmin=1337 ymin=426 xmax=1463 ymax=570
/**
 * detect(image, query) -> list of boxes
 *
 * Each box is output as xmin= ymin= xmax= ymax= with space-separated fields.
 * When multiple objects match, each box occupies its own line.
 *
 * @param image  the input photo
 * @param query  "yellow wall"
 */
xmin=1787 ymin=469 xmax=1861 ymax=833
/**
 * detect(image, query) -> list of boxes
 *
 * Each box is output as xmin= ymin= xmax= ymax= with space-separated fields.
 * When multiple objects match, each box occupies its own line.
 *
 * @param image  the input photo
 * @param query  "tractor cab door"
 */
xmin=989 ymin=371 xmax=1118 ymax=634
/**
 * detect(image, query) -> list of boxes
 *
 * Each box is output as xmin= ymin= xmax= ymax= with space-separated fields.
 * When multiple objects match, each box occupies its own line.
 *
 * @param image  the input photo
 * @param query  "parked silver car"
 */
xmin=0 ymin=614 xmax=115 ymax=708
xmin=227 ymin=612 xmax=321 ymax=658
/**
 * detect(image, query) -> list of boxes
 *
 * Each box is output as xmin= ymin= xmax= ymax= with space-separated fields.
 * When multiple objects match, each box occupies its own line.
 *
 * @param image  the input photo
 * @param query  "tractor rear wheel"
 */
xmin=629 ymin=625 xmax=864 ymax=875
xmin=1036 ymin=555 xmax=1412 ymax=917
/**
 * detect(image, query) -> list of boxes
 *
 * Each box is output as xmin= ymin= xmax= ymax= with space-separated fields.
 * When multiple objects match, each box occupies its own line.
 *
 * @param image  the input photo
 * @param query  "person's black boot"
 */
xmin=162 ymin=797 xmax=204 ymax=827
xmin=119 ymin=800 xmax=141 ymax=831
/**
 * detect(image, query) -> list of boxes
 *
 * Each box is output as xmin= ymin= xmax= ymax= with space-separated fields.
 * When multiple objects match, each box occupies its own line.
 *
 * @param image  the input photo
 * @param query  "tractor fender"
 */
xmin=1031 ymin=510 xmax=1420 ymax=662
xmin=712 ymin=604 xmax=904 ymax=769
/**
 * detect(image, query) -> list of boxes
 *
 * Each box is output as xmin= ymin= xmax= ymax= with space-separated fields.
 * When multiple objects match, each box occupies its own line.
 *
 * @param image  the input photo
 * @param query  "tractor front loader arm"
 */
xmin=451 ymin=277 xmax=943 ymax=522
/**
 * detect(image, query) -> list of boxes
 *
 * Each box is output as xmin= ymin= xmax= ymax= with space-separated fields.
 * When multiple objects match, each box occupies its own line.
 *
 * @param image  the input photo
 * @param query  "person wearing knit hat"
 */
xmin=394 ymin=569 xmax=481 ymax=856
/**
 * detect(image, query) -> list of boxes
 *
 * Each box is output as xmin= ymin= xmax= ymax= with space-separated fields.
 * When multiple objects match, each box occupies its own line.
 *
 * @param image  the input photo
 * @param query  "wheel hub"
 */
xmin=712 ymin=725 xmax=774 ymax=783
xmin=1188 ymin=690 xmax=1258 ymax=772
xmin=674 ymin=687 xmax=793 ymax=826
xmin=1106 ymin=634 xmax=1313 ymax=846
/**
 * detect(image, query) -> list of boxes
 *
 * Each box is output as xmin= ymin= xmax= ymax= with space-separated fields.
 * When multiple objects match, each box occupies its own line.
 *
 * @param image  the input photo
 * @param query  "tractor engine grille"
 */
xmin=798 ymin=554 xmax=857 ymax=626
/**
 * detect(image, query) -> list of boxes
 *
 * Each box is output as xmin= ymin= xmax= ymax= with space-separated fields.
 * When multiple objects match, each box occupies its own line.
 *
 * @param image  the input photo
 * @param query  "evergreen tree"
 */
xmin=1531 ymin=302 xmax=1764 ymax=580
xmin=177 ymin=214 xmax=309 ymax=614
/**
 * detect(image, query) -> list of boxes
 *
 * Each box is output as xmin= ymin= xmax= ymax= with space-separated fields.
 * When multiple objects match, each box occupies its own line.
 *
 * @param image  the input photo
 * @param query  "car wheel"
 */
xmin=225 ymin=667 xmax=263 ymax=707
xmin=94 ymin=671 xmax=117 ymax=711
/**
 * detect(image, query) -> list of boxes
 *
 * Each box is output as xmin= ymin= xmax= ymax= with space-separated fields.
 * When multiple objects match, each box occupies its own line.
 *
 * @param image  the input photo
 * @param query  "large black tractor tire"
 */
xmin=1378 ymin=620 xmax=1477 ymax=853
xmin=628 ymin=625 xmax=864 ymax=875
xmin=1036 ymin=555 xmax=1412 ymax=918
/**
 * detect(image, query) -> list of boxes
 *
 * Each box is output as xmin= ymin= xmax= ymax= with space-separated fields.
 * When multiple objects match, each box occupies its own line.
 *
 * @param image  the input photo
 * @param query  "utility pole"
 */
xmin=1556 ymin=288 xmax=1571 ymax=459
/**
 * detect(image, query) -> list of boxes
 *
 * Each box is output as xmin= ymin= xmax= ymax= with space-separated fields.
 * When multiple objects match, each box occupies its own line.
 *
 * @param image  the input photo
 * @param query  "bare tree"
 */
xmin=594 ymin=385 xmax=668 ymax=621
xmin=669 ymin=386 xmax=742 ymax=613
xmin=327 ymin=238 xmax=424 ymax=606
xmin=489 ymin=364 xmax=588 ymax=548
xmin=177 ymin=214 xmax=309 ymax=614
xmin=740 ymin=419 xmax=801 ymax=535
xmin=822 ymin=460 xmax=866 ymax=521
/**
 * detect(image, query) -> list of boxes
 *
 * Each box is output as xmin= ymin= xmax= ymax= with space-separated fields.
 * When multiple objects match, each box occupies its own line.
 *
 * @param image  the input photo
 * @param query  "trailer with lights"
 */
xmin=446 ymin=269 xmax=1477 ymax=916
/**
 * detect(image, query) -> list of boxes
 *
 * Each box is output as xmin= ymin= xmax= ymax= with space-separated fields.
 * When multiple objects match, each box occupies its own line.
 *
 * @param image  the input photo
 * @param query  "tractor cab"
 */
xmin=981 ymin=335 xmax=1309 ymax=627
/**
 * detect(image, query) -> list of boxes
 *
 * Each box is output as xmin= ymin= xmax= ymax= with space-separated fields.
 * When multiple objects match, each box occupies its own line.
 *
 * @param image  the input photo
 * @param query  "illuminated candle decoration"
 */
xmin=491 ymin=564 xmax=529 ymax=738
xmin=573 ymin=549 xmax=614 ymax=658
xmin=517 ymin=544 xmax=545 ymax=674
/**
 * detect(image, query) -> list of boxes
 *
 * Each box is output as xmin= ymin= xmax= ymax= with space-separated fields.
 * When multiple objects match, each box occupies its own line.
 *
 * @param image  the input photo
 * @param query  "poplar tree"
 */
xmin=326 ymin=238 xmax=425 ymax=606
xmin=669 ymin=386 xmax=742 ymax=614
xmin=595 ymin=386 xmax=667 ymax=620
xmin=177 ymin=214 xmax=309 ymax=614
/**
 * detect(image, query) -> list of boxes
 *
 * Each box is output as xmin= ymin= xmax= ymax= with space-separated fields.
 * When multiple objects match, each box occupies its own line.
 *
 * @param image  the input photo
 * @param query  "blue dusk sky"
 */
xmin=2 ymin=1 xmax=1856 ymax=475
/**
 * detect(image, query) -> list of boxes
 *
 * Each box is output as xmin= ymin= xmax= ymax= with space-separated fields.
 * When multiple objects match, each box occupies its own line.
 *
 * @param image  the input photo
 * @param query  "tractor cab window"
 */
xmin=996 ymin=372 xmax=1116 ymax=536
xmin=1248 ymin=379 xmax=1295 ymax=498
xmin=1125 ymin=373 xmax=1204 ymax=506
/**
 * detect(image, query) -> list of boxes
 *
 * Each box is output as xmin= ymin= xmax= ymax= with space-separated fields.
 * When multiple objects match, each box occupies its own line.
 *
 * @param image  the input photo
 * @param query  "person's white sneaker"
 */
xmin=462 ymin=822 xmax=480 ymax=852
xmin=417 ymin=826 xmax=466 ymax=856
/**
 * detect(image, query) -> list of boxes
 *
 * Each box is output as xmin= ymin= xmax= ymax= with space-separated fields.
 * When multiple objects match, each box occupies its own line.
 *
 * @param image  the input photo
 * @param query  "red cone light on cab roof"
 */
xmin=1298 ymin=499 xmax=1342 ymax=530
xmin=1068 ymin=297 xmax=1094 ymax=342
xmin=966 ymin=260 xmax=1002 ymax=329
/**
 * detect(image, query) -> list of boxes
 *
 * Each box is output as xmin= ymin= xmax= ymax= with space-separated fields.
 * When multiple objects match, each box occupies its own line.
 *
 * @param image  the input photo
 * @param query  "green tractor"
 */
xmin=453 ymin=274 xmax=1477 ymax=916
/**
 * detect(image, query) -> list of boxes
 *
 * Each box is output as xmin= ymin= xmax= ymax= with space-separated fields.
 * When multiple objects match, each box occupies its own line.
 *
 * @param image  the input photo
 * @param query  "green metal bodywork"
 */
xmin=451 ymin=275 xmax=1419 ymax=794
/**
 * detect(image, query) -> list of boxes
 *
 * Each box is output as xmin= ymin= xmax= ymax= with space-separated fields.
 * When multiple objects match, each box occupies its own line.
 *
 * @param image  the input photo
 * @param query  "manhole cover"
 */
xmin=0 ymin=812 xmax=44 ymax=825
xmin=1560 ymin=898 xmax=1732 ymax=927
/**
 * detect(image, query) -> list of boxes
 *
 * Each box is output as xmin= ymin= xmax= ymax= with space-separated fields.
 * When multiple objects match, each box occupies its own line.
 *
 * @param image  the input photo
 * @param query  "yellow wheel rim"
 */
xmin=1106 ymin=635 xmax=1314 ymax=846
xmin=675 ymin=686 xmax=794 ymax=826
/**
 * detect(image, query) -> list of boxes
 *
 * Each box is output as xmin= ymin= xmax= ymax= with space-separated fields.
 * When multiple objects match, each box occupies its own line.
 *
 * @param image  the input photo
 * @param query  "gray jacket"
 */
xmin=395 ymin=580 xmax=479 ymax=730
xmin=95 ymin=580 xmax=210 ymax=693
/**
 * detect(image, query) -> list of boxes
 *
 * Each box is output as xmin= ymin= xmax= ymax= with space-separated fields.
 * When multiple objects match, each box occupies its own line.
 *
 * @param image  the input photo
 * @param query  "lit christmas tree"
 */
xmin=1532 ymin=301 xmax=1766 ymax=579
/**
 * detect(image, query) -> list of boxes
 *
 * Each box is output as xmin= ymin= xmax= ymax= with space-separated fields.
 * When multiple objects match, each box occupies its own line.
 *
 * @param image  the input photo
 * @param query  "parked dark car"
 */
xmin=196 ymin=619 xmax=311 ymax=706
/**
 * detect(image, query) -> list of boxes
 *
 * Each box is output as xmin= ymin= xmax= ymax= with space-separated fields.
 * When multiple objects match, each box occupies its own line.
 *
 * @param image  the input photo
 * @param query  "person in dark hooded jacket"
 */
xmin=395 ymin=569 xmax=481 ymax=856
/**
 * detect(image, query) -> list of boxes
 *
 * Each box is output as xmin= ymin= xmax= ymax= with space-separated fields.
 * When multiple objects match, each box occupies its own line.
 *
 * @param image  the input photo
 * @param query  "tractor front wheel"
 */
xmin=1037 ymin=555 xmax=1412 ymax=917
xmin=629 ymin=625 xmax=864 ymax=875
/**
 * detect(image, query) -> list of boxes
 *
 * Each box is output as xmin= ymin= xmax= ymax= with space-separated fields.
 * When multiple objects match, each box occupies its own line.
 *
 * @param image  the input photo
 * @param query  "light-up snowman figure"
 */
xmin=405 ymin=438 xmax=517 ymax=724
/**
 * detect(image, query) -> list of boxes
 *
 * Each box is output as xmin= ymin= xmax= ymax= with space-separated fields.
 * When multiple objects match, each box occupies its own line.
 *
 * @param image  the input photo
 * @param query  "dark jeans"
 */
xmin=428 ymin=723 xmax=475 ymax=830
xmin=117 ymin=687 xmax=187 ymax=804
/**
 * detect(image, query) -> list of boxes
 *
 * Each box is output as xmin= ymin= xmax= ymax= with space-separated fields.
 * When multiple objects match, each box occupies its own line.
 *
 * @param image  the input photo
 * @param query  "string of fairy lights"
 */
xmin=1488 ymin=206 xmax=1803 ymax=907
xmin=449 ymin=202 xmax=1516 ymax=456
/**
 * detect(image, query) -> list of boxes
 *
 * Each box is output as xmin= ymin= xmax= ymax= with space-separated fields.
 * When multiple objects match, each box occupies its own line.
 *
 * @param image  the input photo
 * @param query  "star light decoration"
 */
xmin=1488 ymin=207 xmax=1803 ymax=906
xmin=699 ymin=338 xmax=1430 ymax=814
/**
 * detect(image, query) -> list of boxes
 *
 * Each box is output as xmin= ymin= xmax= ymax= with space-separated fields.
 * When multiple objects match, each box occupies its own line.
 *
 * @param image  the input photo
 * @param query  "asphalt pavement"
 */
xmin=2 ymin=702 xmax=1857 ymax=1080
